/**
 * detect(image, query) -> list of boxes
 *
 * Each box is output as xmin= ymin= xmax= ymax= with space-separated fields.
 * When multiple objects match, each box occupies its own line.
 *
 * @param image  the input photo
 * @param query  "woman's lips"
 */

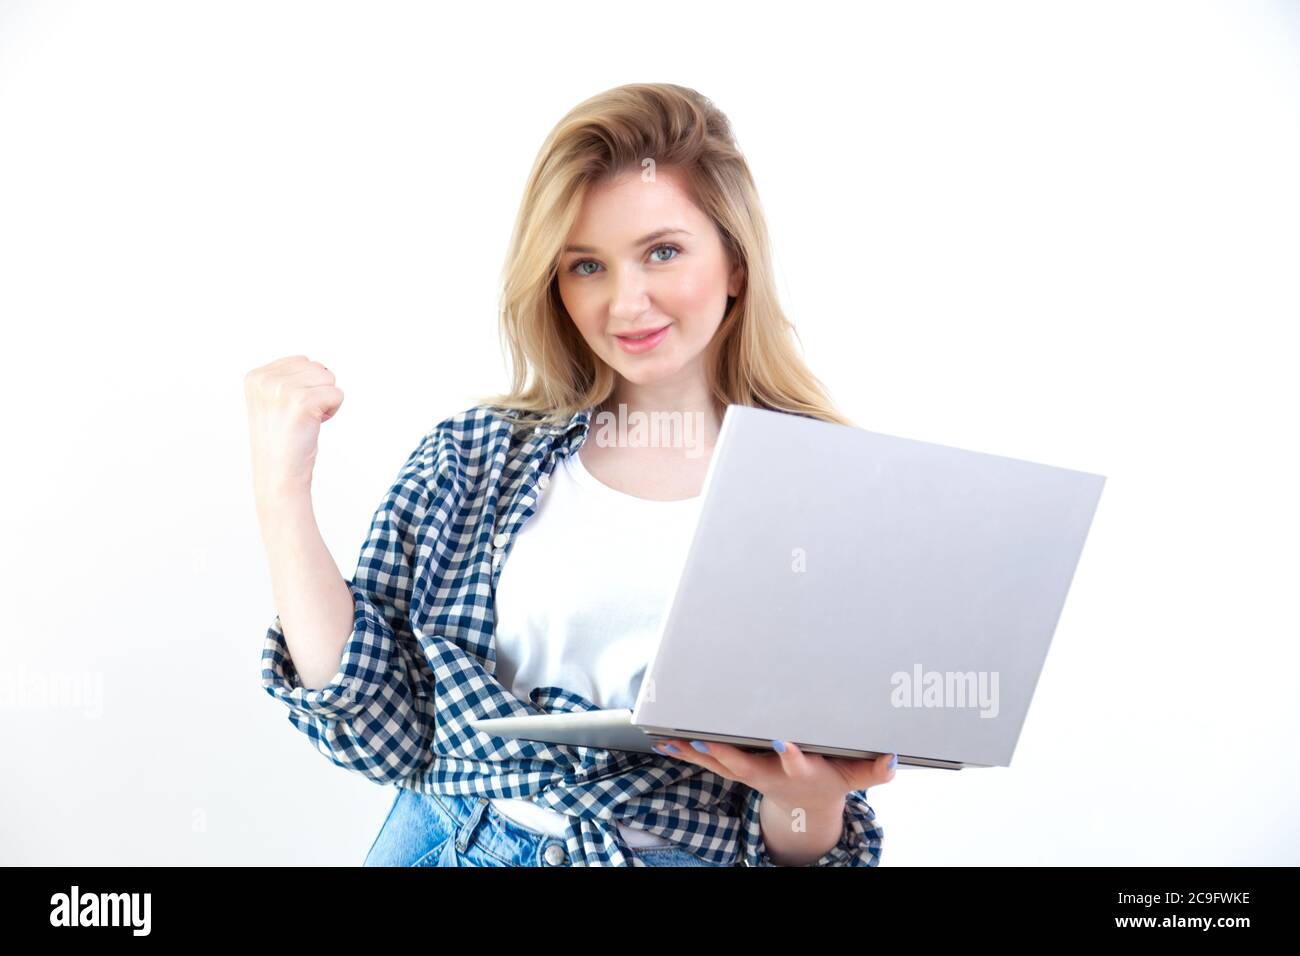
xmin=614 ymin=325 xmax=669 ymax=354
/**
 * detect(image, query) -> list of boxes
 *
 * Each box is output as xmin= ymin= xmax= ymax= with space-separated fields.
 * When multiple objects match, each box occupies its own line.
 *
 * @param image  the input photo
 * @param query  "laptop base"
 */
xmin=637 ymin=725 xmax=973 ymax=770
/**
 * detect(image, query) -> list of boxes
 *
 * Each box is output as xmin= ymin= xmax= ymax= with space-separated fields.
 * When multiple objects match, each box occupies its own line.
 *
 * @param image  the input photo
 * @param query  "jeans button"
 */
xmin=543 ymin=843 xmax=567 ymax=866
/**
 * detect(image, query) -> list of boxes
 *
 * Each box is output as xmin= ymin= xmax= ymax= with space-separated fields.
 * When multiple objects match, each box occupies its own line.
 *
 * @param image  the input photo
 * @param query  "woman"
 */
xmin=246 ymin=82 xmax=897 ymax=867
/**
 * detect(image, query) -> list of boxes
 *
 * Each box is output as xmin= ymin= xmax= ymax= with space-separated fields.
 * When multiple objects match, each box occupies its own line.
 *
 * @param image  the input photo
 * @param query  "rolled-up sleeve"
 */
xmin=736 ymin=785 xmax=884 ymax=867
xmin=259 ymin=430 xmax=447 ymax=786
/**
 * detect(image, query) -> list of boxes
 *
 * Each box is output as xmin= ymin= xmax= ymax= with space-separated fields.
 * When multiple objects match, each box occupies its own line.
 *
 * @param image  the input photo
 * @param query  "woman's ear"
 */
xmin=727 ymin=259 xmax=744 ymax=298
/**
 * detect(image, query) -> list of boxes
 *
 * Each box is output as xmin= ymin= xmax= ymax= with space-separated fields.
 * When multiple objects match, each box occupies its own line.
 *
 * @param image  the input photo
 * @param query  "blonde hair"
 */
xmin=474 ymin=82 xmax=854 ymax=429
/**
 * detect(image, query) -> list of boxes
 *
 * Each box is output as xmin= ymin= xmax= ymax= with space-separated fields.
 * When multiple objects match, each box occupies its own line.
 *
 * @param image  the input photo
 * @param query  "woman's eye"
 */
xmin=567 ymin=244 xmax=680 ymax=277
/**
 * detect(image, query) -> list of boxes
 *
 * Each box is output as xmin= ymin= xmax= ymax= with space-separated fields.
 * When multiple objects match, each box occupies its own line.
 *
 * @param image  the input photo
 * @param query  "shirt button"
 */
xmin=494 ymin=532 xmax=509 ymax=548
xmin=538 ymin=474 xmax=550 ymax=490
xmin=543 ymin=843 xmax=566 ymax=866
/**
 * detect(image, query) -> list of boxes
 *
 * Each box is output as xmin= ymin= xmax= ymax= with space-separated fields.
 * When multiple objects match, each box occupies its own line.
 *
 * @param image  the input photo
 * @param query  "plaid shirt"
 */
xmin=260 ymin=402 xmax=884 ymax=866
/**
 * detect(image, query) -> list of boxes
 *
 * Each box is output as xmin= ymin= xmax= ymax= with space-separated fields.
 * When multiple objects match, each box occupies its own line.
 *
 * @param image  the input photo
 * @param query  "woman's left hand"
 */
xmin=651 ymin=737 xmax=897 ymax=812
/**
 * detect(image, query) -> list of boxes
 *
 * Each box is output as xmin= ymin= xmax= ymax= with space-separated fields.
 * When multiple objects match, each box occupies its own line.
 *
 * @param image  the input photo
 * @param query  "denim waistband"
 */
xmin=426 ymin=789 xmax=576 ymax=866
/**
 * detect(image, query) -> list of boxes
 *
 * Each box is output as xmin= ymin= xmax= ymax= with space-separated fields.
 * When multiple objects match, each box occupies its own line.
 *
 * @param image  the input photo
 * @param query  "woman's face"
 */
xmin=556 ymin=166 xmax=742 ymax=392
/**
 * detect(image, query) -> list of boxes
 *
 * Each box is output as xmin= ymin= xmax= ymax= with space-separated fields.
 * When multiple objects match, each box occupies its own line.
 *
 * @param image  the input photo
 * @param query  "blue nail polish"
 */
xmin=772 ymin=739 xmax=786 ymax=753
xmin=664 ymin=743 xmax=680 ymax=753
xmin=690 ymin=740 xmax=710 ymax=753
xmin=888 ymin=753 xmax=898 ymax=769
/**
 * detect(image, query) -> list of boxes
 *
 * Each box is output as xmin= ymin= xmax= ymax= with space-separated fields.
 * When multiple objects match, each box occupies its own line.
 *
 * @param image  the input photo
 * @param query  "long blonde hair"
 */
xmin=474 ymin=82 xmax=854 ymax=428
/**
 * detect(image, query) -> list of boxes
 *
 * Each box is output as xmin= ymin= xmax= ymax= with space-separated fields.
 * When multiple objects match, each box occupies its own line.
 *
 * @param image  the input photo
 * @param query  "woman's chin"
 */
xmin=613 ymin=360 xmax=679 ymax=385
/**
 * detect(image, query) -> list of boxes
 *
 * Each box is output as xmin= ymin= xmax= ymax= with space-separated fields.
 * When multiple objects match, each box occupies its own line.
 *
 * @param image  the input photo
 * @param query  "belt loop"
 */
xmin=456 ymin=796 xmax=491 ymax=852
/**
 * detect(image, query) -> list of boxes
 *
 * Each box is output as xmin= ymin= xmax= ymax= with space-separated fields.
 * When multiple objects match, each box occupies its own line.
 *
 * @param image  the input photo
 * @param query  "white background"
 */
xmin=1 ymin=0 xmax=1296 ymax=865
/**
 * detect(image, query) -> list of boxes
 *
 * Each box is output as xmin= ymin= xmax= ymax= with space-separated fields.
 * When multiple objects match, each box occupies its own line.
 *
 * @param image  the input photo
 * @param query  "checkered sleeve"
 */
xmin=259 ymin=429 xmax=445 ymax=785
xmin=737 ymin=785 xmax=885 ymax=867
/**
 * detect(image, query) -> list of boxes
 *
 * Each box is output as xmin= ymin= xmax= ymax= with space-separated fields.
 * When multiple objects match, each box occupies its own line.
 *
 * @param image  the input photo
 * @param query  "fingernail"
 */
xmin=772 ymin=739 xmax=786 ymax=753
xmin=888 ymin=753 xmax=898 ymax=769
xmin=690 ymin=740 xmax=710 ymax=753
xmin=664 ymin=743 xmax=680 ymax=753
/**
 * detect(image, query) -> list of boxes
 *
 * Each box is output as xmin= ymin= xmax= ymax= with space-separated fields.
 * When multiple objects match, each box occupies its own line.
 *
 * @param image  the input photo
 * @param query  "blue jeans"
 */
xmin=362 ymin=786 xmax=724 ymax=867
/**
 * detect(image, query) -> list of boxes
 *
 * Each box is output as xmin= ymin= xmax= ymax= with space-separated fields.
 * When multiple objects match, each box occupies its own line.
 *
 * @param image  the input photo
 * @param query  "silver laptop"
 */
xmin=471 ymin=404 xmax=1106 ymax=770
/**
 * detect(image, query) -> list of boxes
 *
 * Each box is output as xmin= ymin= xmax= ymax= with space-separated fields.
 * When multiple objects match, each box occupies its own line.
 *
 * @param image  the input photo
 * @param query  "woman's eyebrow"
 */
xmin=562 ymin=227 xmax=692 ymax=255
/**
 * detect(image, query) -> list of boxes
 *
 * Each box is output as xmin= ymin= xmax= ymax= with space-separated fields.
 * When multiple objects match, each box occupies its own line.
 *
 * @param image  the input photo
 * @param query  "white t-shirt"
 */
xmin=489 ymin=445 xmax=702 ymax=848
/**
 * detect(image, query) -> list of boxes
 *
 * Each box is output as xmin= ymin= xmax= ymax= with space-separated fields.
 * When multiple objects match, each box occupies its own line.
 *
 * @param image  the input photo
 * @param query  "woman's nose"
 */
xmin=606 ymin=265 xmax=653 ymax=317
